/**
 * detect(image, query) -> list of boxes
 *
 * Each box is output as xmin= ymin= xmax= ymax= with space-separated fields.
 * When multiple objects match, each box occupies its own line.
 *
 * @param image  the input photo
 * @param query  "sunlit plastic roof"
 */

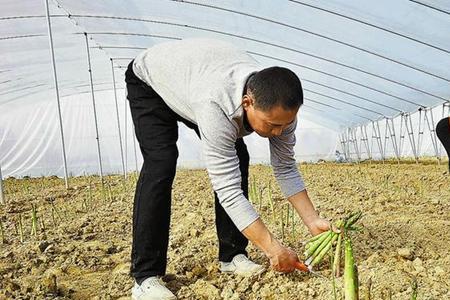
xmin=2 ymin=0 xmax=449 ymax=129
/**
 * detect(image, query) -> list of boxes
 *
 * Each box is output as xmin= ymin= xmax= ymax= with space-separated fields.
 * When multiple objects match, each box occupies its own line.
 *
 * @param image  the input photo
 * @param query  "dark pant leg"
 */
xmin=175 ymin=118 xmax=250 ymax=262
xmin=436 ymin=117 xmax=450 ymax=171
xmin=215 ymin=138 xmax=250 ymax=262
xmin=126 ymin=62 xmax=179 ymax=278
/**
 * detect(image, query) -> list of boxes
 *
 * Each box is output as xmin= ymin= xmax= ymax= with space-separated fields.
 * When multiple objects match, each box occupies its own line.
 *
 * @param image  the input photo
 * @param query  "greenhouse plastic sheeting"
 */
xmin=1 ymin=0 xmax=449 ymax=176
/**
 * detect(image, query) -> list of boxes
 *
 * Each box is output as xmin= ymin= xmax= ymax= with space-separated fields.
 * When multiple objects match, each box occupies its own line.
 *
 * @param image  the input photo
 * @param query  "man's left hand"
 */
xmin=305 ymin=216 xmax=332 ymax=236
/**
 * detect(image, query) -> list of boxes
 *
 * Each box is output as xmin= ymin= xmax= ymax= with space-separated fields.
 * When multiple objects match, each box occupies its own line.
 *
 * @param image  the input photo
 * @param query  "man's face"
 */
xmin=242 ymin=93 xmax=298 ymax=138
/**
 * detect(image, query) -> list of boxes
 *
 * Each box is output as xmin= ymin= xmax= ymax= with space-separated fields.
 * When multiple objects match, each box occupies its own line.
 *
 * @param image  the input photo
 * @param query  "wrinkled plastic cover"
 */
xmin=1 ymin=0 xmax=449 ymax=176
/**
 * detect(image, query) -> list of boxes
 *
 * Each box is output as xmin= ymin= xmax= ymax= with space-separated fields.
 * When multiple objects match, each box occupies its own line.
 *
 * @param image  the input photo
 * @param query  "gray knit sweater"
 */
xmin=132 ymin=38 xmax=305 ymax=231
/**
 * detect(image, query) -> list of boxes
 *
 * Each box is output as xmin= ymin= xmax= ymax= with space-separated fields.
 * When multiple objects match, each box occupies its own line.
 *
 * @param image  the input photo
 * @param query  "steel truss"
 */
xmin=384 ymin=117 xmax=400 ymax=161
xmin=360 ymin=124 xmax=372 ymax=159
xmin=341 ymin=102 xmax=448 ymax=162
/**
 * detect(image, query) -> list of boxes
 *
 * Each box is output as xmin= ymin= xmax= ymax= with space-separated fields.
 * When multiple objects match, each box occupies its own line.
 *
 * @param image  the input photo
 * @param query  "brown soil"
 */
xmin=0 ymin=161 xmax=449 ymax=299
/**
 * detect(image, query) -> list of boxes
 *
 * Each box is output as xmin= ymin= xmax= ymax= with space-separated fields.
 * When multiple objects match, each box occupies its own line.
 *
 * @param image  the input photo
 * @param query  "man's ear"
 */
xmin=242 ymin=94 xmax=253 ymax=109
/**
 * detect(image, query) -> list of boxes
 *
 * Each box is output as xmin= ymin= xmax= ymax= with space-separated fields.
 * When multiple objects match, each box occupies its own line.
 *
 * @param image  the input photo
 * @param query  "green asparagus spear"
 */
xmin=344 ymin=237 xmax=358 ymax=300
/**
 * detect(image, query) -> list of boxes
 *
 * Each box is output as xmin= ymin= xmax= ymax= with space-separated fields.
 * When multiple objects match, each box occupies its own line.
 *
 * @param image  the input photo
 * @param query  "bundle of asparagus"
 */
xmin=303 ymin=212 xmax=362 ymax=272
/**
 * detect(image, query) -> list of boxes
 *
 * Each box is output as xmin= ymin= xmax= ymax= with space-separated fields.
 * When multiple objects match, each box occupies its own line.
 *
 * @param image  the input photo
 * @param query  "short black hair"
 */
xmin=246 ymin=66 xmax=303 ymax=111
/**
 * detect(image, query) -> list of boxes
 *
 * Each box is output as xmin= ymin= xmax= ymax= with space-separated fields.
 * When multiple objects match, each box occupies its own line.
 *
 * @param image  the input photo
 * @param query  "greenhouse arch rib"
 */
xmin=82 ymin=32 xmax=424 ymax=112
xmin=93 ymin=44 xmax=403 ymax=114
xmin=169 ymin=0 xmax=450 ymax=81
xmin=61 ymin=14 xmax=448 ymax=102
xmin=288 ymin=0 xmax=449 ymax=54
xmin=1 ymin=1 xmax=448 ymax=177
xmin=408 ymin=0 xmax=450 ymax=15
xmin=91 ymin=41 xmax=429 ymax=115
xmin=0 ymin=31 xmax=414 ymax=124
xmin=5 ymin=8 xmax=438 ymax=105
xmin=87 ymin=40 xmax=417 ymax=119
xmin=1 ymin=14 xmax=443 ymax=109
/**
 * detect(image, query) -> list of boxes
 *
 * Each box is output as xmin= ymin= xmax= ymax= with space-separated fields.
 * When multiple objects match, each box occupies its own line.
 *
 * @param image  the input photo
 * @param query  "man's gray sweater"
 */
xmin=132 ymin=38 xmax=305 ymax=231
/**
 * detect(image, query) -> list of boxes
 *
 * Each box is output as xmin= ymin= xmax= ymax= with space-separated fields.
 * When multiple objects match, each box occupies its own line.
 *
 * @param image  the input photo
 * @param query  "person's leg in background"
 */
xmin=126 ymin=62 xmax=179 ymax=283
xmin=436 ymin=117 xmax=450 ymax=172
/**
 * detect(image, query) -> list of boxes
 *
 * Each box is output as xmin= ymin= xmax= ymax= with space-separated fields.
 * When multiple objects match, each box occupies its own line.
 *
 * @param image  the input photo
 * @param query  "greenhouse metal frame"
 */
xmin=1 ymin=0 xmax=449 ymax=203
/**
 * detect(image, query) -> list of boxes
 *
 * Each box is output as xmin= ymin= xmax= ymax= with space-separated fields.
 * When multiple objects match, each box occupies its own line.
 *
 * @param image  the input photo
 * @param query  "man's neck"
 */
xmin=243 ymin=111 xmax=254 ymax=133
xmin=242 ymin=74 xmax=255 ymax=133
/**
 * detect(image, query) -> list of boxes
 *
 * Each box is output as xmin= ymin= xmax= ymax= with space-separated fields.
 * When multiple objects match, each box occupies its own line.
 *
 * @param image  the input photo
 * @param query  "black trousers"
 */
xmin=436 ymin=117 xmax=450 ymax=171
xmin=125 ymin=61 xmax=249 ymax=279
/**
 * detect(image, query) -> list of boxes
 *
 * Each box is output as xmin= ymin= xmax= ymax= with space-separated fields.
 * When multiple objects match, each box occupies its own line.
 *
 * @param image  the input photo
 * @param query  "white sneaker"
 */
xmin=219 ymin=254 xmax=265 ymax=276
xmin=131 ymin=276 xmax=176 ymax=300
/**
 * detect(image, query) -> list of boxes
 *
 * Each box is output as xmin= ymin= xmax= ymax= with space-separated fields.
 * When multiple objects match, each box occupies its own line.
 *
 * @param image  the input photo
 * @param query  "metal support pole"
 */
xmin=386 ymin=118 xmax=400 ymax=161
xmin=0 ymin=163 xmax=4 ymax=205
xmin=84 ymin=32 xmax=104 ymax=183
xmin=110 ymin=58 xmax=126 ymax=179
xmin=340 ymin=132 xmax=347 ymax=161
xmin=372 ymin=121 xmax=384 ymax=160
xmin=424 ymin=107 xmax=440 ymax=163
xmin=361 ymin=124 xmax=371 ymax=159
xmin=405 ymin=113 xmax=419 ymax=163
xmin=417 ymin=108 xmax=424 ymax=157
xmin=357 ymin=125 xmax=364 ymax=159
xmin=344 ymin=129 xmax=351 ymax=161
xmin=351 ymin=127 xmax=361 ymax=162
xmin=371 ymin=122 xmax=378 ymax=159
xmin=339 ymin=133 xmax=345 ymax=157
xmin=383 ymin=118 xmax=389 ymax=158
xmin=358 ymin=126 xmax=364 ymax=159
xmin=399 ymin=113 xmax=405 ymax=156
xmin=338 ymin=133 xmax=347 ymax=161
xmin=45 ymin=0 xmax=69 ymax=188
xmin=376 ymin=120 xmax=385 ymax=160
xmin=344 ymin=129 xmax=350 ymax=161
xmin=369 ymin=122 xmax=375 ymax=159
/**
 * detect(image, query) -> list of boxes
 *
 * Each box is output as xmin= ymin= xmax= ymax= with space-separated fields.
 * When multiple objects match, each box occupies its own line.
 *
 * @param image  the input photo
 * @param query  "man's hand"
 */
xmin=288 ymin=190 xmax=336 ymax=236
xmin=242 ymin=218 xmax=303 ymax=273
xmin=266 ymin=242 xmax=301 ymax=273
xmin=304 ymin=216 xmax=331 ymax=236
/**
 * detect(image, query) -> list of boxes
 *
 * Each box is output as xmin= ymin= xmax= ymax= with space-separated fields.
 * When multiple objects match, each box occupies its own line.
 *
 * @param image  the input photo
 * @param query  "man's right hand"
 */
xmin=266 ymin=241 xmax=301 ymax=273
xmin=242 ymin=218 xmax=303 ymax=273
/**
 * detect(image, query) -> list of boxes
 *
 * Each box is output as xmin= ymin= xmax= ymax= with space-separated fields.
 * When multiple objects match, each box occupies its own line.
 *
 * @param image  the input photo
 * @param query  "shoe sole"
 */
xmin=132 ymin=295 xmax=176 ymax=300
xmin=220 ymin=266 xmax=265 ymax=277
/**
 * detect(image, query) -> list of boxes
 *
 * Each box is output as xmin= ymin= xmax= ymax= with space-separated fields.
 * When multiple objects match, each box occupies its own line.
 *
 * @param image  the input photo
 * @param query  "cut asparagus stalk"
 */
xmin=303 ymin=230 xmax=329 ymax=246
xmin=306 ymin=232 xmax=335 ymax=265
xmin=304 ymin=231 xmax=332 ymax=261
xmin=333 ymin=232 xmax=343 ymax=277
xmin=309 ymin=232 xmax=339 ymax=269
xmin=302 ymin=212 xmax=362 ymax=271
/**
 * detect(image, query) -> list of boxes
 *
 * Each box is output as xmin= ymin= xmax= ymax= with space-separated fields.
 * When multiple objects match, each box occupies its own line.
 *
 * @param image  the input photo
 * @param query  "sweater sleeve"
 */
xmin=195 ymin=102 xmax=259 ymax=231
xmin=269 ymin=118 xmax=306 ymax=197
